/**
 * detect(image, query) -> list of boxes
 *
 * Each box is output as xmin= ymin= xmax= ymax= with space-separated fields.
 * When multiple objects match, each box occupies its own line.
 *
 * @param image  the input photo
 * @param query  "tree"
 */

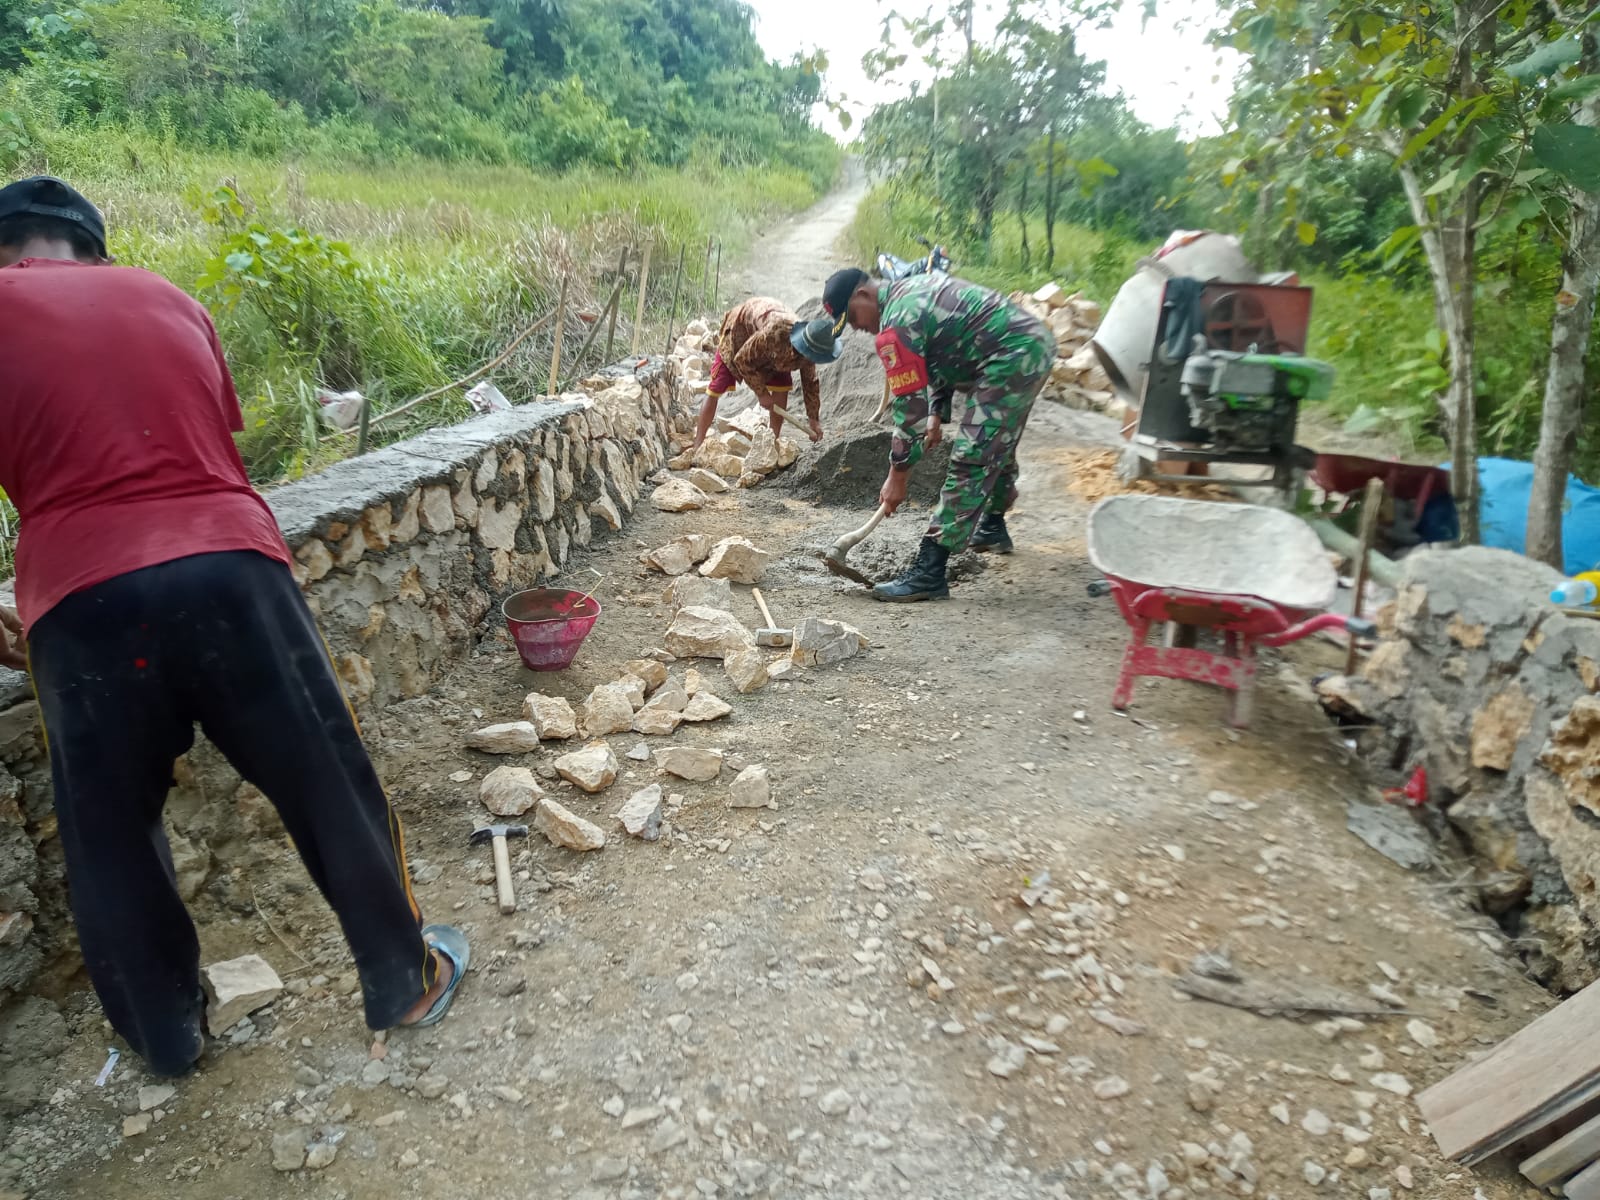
xmin=1524 ymin=25 xmax=1600 ymax=568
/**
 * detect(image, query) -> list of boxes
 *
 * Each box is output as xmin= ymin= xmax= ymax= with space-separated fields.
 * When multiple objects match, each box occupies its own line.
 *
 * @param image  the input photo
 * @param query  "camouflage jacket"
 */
xmin=874 ymin=275 xmax=1045 ymax=468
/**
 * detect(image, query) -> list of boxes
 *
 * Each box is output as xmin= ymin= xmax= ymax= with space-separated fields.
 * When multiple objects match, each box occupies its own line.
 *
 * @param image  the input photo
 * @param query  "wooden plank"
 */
xmin=1564 ymin=1158 xmax=1600 ymax=1200
xmin=1523 ymin=1112 xmax=1600 ymax=1188
xmin=1418 ymin=980 xmax=1600 ymax=1162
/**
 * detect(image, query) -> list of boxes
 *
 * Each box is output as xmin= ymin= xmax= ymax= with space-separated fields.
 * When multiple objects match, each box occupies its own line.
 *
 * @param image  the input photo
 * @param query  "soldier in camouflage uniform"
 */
xmin=817 ymin=268 xmax=1052 ymax=601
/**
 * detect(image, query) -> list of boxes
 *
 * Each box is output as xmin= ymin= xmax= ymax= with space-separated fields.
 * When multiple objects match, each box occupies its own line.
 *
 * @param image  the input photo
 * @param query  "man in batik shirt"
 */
xmin=689 ymin=296 xmax=834 ymax=449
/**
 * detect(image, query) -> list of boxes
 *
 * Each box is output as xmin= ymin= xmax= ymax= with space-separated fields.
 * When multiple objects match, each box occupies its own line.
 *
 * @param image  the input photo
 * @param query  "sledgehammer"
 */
xmin=751 ymin=588 xmax=791 ymax=647
xmin=470 ymin=823 xmax=527 ymax=915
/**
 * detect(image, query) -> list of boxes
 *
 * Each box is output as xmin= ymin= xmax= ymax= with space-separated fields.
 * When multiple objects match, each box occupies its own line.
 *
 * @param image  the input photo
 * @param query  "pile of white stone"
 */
xmin=663 ymin=318 xmax=802 ymax=490
xmin=463 ymin=540 xmax=869 ymax=854
xmin=1011 ymin=282 xmax=1134 ymax=428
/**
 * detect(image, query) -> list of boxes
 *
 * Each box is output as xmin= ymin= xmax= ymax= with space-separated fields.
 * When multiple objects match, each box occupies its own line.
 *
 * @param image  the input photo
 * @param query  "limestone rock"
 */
xmin=682 ymin=692 xmax=733 ymax=723
xmin=1470 ymin=684 xmax=1534 ymax=771
xmin=730 ymin=764 xmax=772 ymax=809
xmin=139 ymin=1084 xmax=176 ymax=1112
xmin=272 ymin=1129 xmax=309 ymax=1172
xmin=641 ymin=676 xmax=688 ymax=715
xmin=643 ymin=533 xmax=714 ymax=576
xmin=466 ymin=722 xmax=542 ymax=754
xmin=650 ymin=479 xmax=707 ymax=513
xmin=790 ymin=617 xmax=868 ymax=667
xmin=616 ymin=785 xmax=664 ymax=841
xmin=655 ymin=747 xmax=724 ymax=782
xmin=480 ymin=766 xmax=543 ymax=818
xmin=521 ymin=693 xmax=577 ymax=740
xmin=665 ymin=605 xmax=755 ymax=660
xmin=767 ymin=658 xmax=795 ymax=681
xmin=745 ymin=426 xmax=779 ymax=474
xmin=698 ymin=536 xmax=773 ymax=585
xmin=203 ymin=954 xmax=284 ymax=1033
xmin=581 ymin=684 xmax=636 ymax=737
xmin=736 ymin=471 xmax=765 ymax=489
xmin=615 ymin=674 xmax=648 ymax=710
xmin=534 ymin=798 xmax=606 ymax=851
xmin=776 ymin=437 xmax=799 ymax=469
xmin=683 ymin=667 xmax=705 ymax=694
xmin=1033 ymin=281 xmax=1067 ymax=308
xmin=1542 ymin=694 xmax=1600 ymax=814
xmin=667 ymin=450 xmax=695 ymax=471
xmin=625 ymin=659 xmax=669 ymax=691
xmin=554 ymin=743 xmax=618 ymax=793
xmin=632 ymin=707 xmax=684 ymax=736
xmin=665 ymin=575 xmax=734 ymax=615
xmin=304 ymin=1140 xmax=339 ymax=1170
xmin=688 ymin=468 xmax=729 ymax=494
xmin=723 ymin=647 xmax=769 ymax=694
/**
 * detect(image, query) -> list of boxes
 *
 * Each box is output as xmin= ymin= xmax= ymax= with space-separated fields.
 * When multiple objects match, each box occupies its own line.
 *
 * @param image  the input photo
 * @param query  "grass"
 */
xmin=13 ymin=129 xmax=836 ymax=486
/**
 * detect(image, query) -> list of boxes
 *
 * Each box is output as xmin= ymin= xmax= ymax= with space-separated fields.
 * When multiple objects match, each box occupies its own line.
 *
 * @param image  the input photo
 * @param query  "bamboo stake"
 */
xmin=355 ymin=393 xmax=372 ymax=455
xmin=663 ymin=243 xmax=687 ymax=354
xmin=702 ymin=235 xmax=713 ymax=307
xmin=604 ymin=245 xmax=628 ymax=365
xmin=559 ymin=273 xmax=628 ymax=392
xmin=1345 ymin=477 xmax=1385 ymax=676
xmin=712 ymin=241 xmax=721 ymax=310
xmin=547 ymin=274 xmax=569 ymax=396
xmin=630 ymin=242 xmax=653 ymax=356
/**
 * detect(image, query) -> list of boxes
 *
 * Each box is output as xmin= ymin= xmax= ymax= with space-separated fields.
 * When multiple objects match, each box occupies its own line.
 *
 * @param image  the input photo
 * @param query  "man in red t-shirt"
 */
xmin=0 ymin=177 xmax=469 ymax=1076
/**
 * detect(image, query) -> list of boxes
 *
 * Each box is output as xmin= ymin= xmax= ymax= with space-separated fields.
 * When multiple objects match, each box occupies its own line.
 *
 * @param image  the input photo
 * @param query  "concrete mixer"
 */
xmin=1091 ymin=231 xmax=1326 ymax=496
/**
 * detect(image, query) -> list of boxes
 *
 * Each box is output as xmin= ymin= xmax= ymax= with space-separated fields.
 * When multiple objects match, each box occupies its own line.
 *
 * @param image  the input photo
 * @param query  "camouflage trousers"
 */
xmin=925 ymin=315 xmax=1052 ymax=551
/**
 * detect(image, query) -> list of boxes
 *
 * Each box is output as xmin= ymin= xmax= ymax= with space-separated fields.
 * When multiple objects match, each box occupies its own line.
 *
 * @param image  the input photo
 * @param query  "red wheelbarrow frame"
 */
xmin=1101 ymin=578 xmax=1361 ymax=729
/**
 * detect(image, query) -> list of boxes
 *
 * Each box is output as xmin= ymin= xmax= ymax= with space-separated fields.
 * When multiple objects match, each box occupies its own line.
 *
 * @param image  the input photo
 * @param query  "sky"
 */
xmin=746 ymin=0 xmax=1243 ymax=141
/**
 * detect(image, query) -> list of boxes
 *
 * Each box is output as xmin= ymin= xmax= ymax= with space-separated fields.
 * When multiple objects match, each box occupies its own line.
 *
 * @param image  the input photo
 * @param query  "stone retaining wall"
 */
xmin=1320 ymin=547 xmax=1600 ymax=991
xmin=0 ymin=357 xmax=685 ymax=1002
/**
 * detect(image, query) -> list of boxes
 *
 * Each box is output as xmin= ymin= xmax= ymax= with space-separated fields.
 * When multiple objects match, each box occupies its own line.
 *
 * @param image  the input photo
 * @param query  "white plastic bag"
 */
xmin=465 ymin=382 xmax=512 ymax=414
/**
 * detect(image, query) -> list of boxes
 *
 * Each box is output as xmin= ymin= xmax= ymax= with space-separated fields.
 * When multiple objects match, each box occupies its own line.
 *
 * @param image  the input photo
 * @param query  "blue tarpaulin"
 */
xmin=1471 ymin=457 xmax=1600 ymax=576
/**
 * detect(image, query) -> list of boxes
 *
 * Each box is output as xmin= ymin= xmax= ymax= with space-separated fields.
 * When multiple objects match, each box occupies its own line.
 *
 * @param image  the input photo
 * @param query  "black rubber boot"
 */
xmin=969 ymin=513 xmax=1014 ymax=555
xmin=873 ymin=537 xmax=951 ymax=602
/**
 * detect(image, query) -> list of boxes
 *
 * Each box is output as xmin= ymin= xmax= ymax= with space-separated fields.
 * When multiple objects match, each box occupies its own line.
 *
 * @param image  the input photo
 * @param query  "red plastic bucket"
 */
xmin=502 ymin=588 xmax=601 ymax=671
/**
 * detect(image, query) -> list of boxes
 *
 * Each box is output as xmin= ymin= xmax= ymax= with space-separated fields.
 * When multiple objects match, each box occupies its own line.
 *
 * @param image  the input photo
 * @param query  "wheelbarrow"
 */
xmin=1086 ymin=494 xmax=1374 ymax=728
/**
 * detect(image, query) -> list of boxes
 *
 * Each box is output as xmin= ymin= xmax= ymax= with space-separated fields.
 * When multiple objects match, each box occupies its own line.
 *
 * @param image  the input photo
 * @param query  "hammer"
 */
xmin=470 ymin=823 xmax=527 ymax=915
xmin=821 ymin=503 xmax=890 ymax=587
xmin=751 ymin=588 xmax=790 ymax=647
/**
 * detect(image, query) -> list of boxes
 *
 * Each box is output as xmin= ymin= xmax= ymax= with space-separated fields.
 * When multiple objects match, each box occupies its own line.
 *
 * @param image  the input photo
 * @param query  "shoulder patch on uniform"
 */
xmin=875 ymin=329 xmax=929 ymax=396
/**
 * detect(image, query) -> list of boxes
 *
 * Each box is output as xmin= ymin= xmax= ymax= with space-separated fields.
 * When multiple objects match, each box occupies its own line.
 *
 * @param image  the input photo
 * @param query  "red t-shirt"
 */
xmin=0 ymin=258 xmax=290 ymax=630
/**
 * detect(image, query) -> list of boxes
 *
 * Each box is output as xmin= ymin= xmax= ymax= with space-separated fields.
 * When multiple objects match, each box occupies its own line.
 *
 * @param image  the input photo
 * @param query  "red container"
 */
xmin=502 ymin=588 xmax=601 ymax=671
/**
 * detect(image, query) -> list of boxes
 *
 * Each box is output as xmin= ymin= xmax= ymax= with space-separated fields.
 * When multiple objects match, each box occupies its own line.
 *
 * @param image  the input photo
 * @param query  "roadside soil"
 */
xmin=6 ymin=176 xmax=1551 ymax=1200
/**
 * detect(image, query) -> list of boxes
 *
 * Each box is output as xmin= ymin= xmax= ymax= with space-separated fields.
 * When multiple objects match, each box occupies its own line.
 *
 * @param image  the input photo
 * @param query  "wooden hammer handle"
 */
xmin=492 ymin=833 xmax=516 ymax=915
xmin=766 ymin=402 xmax=807 ymax=431
xmin=751 ymin=587 xmax=777 ymax=630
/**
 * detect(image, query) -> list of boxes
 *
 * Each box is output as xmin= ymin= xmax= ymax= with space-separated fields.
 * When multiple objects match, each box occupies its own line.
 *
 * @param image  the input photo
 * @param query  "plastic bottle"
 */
xmin=1550 ymin=571 xmax=1600 ymax=607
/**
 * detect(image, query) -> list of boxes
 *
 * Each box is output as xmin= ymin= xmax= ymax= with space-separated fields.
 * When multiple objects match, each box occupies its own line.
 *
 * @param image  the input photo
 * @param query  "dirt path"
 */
xmin=729 ymin=159 xmax=869 ymax=311
xmin=10 ymin=178 xmax=1549 ymax=1200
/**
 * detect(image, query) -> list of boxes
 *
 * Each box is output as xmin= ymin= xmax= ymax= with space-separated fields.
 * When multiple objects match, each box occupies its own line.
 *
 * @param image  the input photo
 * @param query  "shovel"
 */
xmin=820 ymin=503 xmax=890 ymax=588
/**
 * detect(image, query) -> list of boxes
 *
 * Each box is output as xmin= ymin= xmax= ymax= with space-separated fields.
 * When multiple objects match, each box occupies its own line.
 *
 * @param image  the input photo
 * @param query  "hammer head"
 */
xmin=756 ymin=628 xmax=792 ymax=647
xmin=471 ymin=823 xmax=528 ymax=844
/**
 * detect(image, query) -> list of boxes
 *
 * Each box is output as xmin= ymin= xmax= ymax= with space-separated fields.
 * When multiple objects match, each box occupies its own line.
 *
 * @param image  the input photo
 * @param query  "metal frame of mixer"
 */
xmin=1128 ymin=279 xmax=1319 ymax=494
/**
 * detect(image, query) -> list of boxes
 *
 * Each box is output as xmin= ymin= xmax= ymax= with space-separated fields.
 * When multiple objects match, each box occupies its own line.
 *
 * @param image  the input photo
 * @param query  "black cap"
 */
xmin=790 ymin=317 xmax=843 ymax=364
xmin=0 ymin=176 xmax=107 ymax=255
xmin=822 ymin=268 xmax=870 ymax=333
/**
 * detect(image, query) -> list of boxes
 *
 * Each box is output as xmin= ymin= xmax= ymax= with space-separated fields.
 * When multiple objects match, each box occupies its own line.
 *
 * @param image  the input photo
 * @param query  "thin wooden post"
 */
xmin=663 ymin=243 xmax=687 ymax=355
xmin=559 ymin=273 xmax=629 ymax=392
xmin=1345 ymin=477 xmax=1385 ymax=676
xmin=702 ymin=235 xmax=713 ymax=308
xmin=630 ymin=242 xmax=654 ymax=356
xmin=547 ymin=274 xmax=570 ymax=396
xmin=712 ymin=241 xmax=721 ymax=310
xmin=604 ymin=245 xmax=628 ymax=365
xmin=355 ymin=393 xmax=372 ymax=455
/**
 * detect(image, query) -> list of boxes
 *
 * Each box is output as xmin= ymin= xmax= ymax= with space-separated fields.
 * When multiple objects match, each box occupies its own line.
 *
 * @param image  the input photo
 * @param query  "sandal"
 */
xmin=410 ymin=924 xmax=470 ymax=1027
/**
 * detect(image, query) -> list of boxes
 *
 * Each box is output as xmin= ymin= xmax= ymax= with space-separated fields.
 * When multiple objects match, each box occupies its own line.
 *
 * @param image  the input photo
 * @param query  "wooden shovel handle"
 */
xmin=831 ymin=503 xmax=890 ymax=555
